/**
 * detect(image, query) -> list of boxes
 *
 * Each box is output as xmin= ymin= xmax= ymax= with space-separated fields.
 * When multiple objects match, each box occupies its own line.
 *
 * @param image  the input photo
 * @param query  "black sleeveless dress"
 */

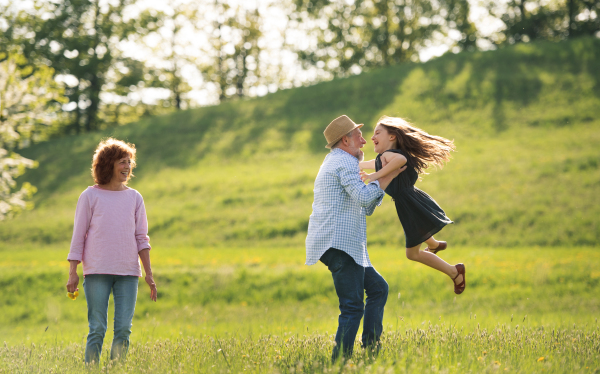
xmin=375 ymin=149 xmax=453 ymax=248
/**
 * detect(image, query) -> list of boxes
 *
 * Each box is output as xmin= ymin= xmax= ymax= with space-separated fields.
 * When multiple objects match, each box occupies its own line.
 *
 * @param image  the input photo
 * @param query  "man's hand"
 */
xmin=378 ymin=165 xmax=407 ymax=190
xmin=145 ymin=273 xmax=157 ymax=302
xmin=360 ymin=171 xmax=377 ymax=183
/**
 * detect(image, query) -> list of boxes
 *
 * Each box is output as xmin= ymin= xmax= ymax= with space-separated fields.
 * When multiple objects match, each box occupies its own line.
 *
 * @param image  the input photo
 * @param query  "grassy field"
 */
xmin=1 ymin=38 xmax=599 ymax=372
xmin=1 ymin=246 xmax=599 ymax=372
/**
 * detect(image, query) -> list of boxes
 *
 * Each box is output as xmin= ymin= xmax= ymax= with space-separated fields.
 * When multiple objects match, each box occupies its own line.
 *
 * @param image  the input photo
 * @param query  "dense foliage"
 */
xmin=0 ymin=51 xmax=64 ymax=220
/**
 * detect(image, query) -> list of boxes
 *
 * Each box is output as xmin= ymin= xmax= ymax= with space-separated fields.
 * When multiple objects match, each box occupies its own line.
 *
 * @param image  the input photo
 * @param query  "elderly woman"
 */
xmin=66 ymin=138 xmax=157 ymax=364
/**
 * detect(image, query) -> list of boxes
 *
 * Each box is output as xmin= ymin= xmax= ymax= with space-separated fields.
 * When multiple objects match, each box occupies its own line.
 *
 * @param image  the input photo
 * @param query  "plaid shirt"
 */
xmin=305 ymin=148 xmax=385 ymax=267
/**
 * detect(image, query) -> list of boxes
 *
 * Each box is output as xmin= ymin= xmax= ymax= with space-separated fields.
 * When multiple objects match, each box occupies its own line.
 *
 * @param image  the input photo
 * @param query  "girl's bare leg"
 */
xmin=424 ymin=236 xmax=439 ymax=251
xmin=406 ymin=243 xmax=463 ymax=285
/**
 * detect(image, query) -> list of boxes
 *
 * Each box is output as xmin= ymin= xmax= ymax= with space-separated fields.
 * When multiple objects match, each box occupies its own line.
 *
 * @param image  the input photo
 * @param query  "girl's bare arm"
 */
xmin=359 ymin=159 xmax=376 ymax=170
xmin=362 ymin=152 xmax=406 ymax=182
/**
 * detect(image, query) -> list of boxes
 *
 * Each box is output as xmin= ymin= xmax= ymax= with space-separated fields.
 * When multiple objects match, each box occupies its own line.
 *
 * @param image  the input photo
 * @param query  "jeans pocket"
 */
xmin=327 ymin=255 xmax=344 ymax=273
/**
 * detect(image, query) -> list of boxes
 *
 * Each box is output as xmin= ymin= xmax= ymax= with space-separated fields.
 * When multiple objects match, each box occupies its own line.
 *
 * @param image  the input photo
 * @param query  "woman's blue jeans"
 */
xmin=320 ymin=248 xmax=389 ymax=361
xmin=83 ymin=274 xmax=138 ymax=364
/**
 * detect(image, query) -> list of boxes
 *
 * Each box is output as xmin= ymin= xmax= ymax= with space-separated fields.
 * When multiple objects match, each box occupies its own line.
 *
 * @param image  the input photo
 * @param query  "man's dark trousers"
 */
xmin=320 ymin=248 xmax=389 ymax=361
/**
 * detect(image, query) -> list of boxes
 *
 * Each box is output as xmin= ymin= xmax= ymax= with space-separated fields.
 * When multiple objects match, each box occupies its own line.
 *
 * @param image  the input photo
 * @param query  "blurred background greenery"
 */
xmin=0 ymin=0 xmax=599 ymax=366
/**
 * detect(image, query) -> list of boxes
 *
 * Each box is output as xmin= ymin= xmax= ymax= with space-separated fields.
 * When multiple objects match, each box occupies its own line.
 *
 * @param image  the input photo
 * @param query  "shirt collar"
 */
xmin=331 ymin=148 xmax=359 ymax=163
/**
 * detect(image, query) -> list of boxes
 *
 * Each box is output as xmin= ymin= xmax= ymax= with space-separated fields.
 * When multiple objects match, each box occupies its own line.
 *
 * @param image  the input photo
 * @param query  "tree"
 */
xmin=484 ymin=0 xmax=599 ymax=45
xmin=233 ymin=8 xmax=262 ymax=98
xmin=442 ymin=0 xmax=478 ymax=52
xmin=130 ymin=2 xmax=199 ymax=111
xmin=0 ymin=51 xmax=65 ymax=220
xmin=565 ymin=0 xmax=599 ymax=38
xmin=200 ymin=1 xmax=263 ymax=102
xmin=100 ymin=57 xmax=164 ymax=126
xmin=289 ymin=0 xmax=456 ymax=78
xmin=14 ymin=0 xmax=160 ymax=133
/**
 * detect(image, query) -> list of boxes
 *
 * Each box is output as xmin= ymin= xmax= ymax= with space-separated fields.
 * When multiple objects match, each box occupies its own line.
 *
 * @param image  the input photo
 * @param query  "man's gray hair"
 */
xmin=331 ymin=128 xmax=357 ymax=149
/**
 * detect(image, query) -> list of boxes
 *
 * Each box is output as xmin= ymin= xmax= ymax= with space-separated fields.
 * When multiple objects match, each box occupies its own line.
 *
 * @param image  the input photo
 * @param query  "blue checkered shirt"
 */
xmin=305 ymin=148 xmax=385 ymax=267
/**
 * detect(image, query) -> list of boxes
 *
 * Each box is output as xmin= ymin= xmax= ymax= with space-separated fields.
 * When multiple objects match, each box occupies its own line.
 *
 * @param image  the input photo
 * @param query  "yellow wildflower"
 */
xmin=494 ymin=361 xmax=501 ymax=366
xmin=66 ymin=291 xmax=79 ymax=300
xmin=537 ymin=357 xmax=544 ymax=362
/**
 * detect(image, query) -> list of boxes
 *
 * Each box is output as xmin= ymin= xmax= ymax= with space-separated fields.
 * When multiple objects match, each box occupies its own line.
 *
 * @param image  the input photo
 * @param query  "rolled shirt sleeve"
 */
xmin=338 ymin=163 xmax=385 ymax=209
xmin=67 ymin=191 xmax=92 ymax=262
xmin=135 ymin=195 xmax=151 ymax=251
xmin=363 ymin=180 xmax=384 ymax=216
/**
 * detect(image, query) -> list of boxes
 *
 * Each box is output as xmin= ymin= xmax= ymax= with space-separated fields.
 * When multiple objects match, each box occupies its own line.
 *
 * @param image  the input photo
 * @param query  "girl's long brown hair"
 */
xmin=378 ymin=116 xmax=455 ymax=174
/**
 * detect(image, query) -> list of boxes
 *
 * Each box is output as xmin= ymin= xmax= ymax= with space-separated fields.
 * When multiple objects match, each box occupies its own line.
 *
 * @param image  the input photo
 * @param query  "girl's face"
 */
xmin=371 ymin=124 xmax=396 ymax=153
xmin=112 ymin=155 xmax=132 ymax=184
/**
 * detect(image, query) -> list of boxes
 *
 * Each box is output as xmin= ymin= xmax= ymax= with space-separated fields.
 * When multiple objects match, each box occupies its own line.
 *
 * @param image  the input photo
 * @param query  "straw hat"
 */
xmin=324 ymin=115 xmax=363 ymax=149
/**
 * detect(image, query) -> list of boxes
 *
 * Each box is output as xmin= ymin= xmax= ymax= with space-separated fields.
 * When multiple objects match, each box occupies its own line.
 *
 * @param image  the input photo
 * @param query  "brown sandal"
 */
xmin=425 ymin=241 xmax=447 ymax=255
xmin=452 ymin=263 xmax=466 ymax=294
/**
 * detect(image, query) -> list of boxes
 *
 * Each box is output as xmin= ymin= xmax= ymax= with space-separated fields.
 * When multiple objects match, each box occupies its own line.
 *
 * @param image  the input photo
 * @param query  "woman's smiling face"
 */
xmin=112 ymin=155 xmax=132 ymax=183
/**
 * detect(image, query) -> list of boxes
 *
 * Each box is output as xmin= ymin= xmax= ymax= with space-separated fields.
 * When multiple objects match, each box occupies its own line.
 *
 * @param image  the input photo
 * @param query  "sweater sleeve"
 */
xmin=135 ymin=193 xmax=151 ymax=251
xmin=67 ymin=190 xmax=92 ymax=262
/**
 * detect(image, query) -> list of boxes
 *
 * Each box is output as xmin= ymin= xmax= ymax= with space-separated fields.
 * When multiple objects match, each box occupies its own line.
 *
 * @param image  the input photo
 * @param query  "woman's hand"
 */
xmin=66 ymin=260 xmax=80 ymax=293
xmin=145 ymin=273 xmax=157 ymax=302
xmin=138 ymin=249 xmax=157 ymax=301
xmin=66 ymin=273 xmax=79 ymax=293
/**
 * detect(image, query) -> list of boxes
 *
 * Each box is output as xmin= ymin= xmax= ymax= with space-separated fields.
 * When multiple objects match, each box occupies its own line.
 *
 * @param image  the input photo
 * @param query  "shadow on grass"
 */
xmin=17 ymin=38 xmax=600 ymax=200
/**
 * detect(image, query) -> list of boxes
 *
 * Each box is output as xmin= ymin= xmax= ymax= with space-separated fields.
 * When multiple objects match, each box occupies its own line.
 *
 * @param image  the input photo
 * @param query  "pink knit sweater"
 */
xmin=67 ymin=185 xmax=151 ymax=276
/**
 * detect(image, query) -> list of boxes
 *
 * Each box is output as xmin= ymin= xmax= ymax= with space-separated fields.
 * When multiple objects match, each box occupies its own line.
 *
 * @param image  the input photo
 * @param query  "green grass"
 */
xmin=1 ymin=37 xmax=599 ymax=249
xmin=1 ymin=247 xmax=599 ymax=372
xmin=2 ymin=326 xmax=599 ymax=373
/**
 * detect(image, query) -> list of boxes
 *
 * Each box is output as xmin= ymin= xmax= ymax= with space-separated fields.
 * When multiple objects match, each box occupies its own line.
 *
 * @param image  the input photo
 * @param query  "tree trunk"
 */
xmin=218 ymin=25 xmax=226 ymax=102
xmin=73 ymin=106 xmax=81 ymax=134
xmin=568 ymin=0 xmax=575 ymax=37
xmin=381 ymin=1 xmax=390 ymax=66
xmin=237 ymin=48 xmax=246 ymax=97
xmin=115 ymin=103 xmax=122 ymax=125
xmin=171 ymin=26 xmax=182 ymax=110
xmin=85 ymin=0 xmax=101 ymax=132
xmin=175 ymin=91 xmax=181 ymax=110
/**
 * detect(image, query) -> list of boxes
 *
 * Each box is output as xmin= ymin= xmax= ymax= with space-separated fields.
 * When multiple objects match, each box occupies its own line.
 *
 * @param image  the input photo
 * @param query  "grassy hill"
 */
xmin=1 ymin=37 xmax=599 ymax=250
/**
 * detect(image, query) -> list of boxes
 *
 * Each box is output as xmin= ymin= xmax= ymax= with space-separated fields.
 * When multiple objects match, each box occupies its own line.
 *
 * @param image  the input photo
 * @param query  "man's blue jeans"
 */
xmin=83 ymin=274 xmax=138 ymax=364
xmin=320 ymin=248 xmax=389 ymax=361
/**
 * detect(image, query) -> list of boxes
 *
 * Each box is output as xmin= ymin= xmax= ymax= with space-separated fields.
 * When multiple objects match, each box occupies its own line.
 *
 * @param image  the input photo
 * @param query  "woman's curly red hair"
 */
xmin=91 ymin=138 xmax=137 ymax=185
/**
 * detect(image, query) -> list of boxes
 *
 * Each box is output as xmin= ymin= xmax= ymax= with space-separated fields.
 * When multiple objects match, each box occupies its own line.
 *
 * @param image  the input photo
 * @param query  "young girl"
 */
xmin=359 ymin=116 xmax=466 ymax=294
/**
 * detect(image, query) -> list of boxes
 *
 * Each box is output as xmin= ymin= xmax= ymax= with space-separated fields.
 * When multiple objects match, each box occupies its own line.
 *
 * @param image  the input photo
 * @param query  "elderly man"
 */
xmin=306 ymin=115 xmax=405 ymax=361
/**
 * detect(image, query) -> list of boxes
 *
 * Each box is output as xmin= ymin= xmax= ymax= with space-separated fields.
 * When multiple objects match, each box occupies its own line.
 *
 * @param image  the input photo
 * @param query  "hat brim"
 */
xmin=325 ymin=123 xmax=364 ymax=149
